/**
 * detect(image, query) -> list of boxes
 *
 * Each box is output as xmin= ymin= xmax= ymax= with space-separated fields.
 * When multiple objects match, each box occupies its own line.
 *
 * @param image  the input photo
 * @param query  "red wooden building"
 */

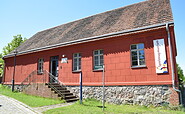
xmin=3 ymin=0 xmax=181 ymax=105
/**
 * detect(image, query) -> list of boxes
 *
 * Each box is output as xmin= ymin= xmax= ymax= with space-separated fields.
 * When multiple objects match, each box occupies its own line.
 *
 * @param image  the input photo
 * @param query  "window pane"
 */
xmin=139 ymin=56 xmax=144 ymax=60
xmin=74 ymin=63 xmax=78 ymax=67
xmin=139 ymin=58 xmax=145 ymax=62
xmin=138 ymin=44 xmax=144 ymax=49
xmin=131 ymin=45 xmax=137 ymax=49
xmin=74 ymin=62 xmax=77 ymax=66
xmin=139 ymin=55 xmax=145 ymax=59
xmin=94 ymin=50 xmax=104 ymax=69
xmin=100 ymin=50 xmax=103 ymax=54
xmin=94 ymin=50 xmax=98 ymax=55
xmin=38 ymin=58 xmax=44 ymax=73
xmin=73 ymin=53 xmax=81 ymax=71
xmin=132 ymin=61 xmax=138 ymax=66
xmin=95 ymin=60 xmax=99 ymax=66
xmin=139 ymin=50 xmax=144 ymax=56
xmin=79 ymin=58 xmax=81 ymax=70
xmin=131 ymin=51 xmax=137 ymax=56
xmin=139 ymin=60 xmax=145 ymax=65
xmin=94 ymin=56 xmax=98 ymax=61
xmin=100 ymin=58 xmax=104 ymax=65
xmin=100 ymin=55 xmax=103 ymax=60
xmin=74 ymin=53 xmax=77 ymax=57
xmin=132 ymin=56 xmax=137 ymax=60
xmin=74 ymin=66 xmax=77 ymax=71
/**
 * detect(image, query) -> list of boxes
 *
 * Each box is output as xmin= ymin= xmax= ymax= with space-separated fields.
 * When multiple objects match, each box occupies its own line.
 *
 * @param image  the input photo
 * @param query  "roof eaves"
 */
xmin=3 ymin=21 xmax=174 ymax=59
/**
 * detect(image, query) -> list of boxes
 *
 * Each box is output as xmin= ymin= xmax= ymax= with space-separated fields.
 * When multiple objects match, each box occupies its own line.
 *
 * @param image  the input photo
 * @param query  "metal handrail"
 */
xmin=47 ymin=83 xmax=65 ymax=99
xmin=45 ymin=70 xmax=66 ymax=87
xmin=45 ymin=70 xmax=66 ymax=98
xmin=20 ymin=70 xmax=38 ymax=90
xmin=20 ymin=70 xmax=66 ymax=99
xmin=21 ymin=70 xmax=49 ymax=86
xmin=21 ymin=71 xmax=35 ymax=85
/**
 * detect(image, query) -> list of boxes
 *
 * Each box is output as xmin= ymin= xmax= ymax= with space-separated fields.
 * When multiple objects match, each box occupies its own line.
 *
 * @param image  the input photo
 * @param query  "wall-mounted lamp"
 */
xmin=62 ymin=55 xmax=66 ymax=57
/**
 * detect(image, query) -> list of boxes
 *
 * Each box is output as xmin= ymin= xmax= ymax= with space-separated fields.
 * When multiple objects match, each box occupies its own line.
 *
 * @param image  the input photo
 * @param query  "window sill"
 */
xmin=131 ymin=65 xmax=147 ymax=69
xmin=72 ymin=70 xmax=82 ymax=73
xmin=93 ymin=69 xmax=103 ymax=72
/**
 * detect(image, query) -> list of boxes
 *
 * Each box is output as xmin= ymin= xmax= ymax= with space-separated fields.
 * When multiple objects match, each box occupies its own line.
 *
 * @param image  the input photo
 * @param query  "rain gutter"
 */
xmin=3 ymin=22 xmax=174 ymax=58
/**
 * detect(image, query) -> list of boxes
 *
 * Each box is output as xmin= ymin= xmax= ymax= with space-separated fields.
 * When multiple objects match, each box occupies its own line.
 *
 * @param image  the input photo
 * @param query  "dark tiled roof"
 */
xmin=14 ymin=0 xmax=173 ymax=54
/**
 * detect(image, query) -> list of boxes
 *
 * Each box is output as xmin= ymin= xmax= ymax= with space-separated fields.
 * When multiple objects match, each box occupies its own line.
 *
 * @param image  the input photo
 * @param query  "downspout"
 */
xmin=166 ymin=23 xmax=182 ymax=105
xmin=12 ymin=50 xmax=17 ymax=92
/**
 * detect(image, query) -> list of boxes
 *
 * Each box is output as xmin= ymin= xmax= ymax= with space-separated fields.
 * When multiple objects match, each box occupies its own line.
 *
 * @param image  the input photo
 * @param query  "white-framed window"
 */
xmin=131 ymin=43 xmax=145 ymax=67
xmin=38 ymin=58 xmax=44 ymax=74
xmin=93 ymin=49 xmax=104 ymax=70
xmin=73 ymin=53 xmax=81 ymax=71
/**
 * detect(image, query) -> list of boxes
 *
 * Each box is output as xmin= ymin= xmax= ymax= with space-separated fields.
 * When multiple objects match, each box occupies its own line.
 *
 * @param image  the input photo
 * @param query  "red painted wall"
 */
xmin=3 ymin=26 xmax=177 ymax=86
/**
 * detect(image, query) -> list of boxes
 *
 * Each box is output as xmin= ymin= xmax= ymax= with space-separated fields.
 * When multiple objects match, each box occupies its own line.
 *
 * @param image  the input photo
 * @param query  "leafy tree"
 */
xmin=0 ymin=53 xmax=3 ymax=77
xmin=2 ymin=34 xmax=27 ymax=55
xmin=0 ymin=34 xmax=27 ymax=77
xmin=177 ymin=64 xmax=185 ymax=87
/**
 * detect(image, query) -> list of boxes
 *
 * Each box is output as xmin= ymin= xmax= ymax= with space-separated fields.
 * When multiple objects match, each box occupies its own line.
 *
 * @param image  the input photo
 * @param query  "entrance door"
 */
xmin=50 ymin=56 xmax=59 ymax=83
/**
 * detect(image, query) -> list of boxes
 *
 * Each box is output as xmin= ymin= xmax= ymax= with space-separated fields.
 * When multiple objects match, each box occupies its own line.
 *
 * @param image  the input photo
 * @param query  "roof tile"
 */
xmin=15 ymin=0 xmax=173 ymax=53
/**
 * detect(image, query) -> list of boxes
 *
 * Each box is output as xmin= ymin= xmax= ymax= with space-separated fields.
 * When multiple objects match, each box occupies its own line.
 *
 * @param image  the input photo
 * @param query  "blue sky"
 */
xmin=0 ymin=0 xmax=185 ymax=72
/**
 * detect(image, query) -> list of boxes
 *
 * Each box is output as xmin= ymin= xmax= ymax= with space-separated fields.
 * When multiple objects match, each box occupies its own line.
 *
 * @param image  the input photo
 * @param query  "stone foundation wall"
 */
xmin=5 ymin=84 xmax=60 ymax=100
xmin=23 ymin=83 xmax=60 ymax=100
xmin=5 ymin=84 xmax=24 ymax=92
xmin=66 ymin=85 xmax=179 ymax=106
xmin=4 ymin=84 xmax=179 ymax=106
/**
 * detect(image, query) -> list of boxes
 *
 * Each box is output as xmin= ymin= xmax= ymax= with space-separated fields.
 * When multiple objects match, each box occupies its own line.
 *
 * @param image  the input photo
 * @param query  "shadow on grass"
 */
xmin=79 ymin=103 xmax=106 ymax=109
xmin=80 ymin=103 xmax=97 ymax=107
xmin=97 ymin=106 xmax=106 ymax=108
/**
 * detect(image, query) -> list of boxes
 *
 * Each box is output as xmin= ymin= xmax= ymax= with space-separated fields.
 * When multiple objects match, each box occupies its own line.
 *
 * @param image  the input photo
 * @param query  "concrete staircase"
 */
xmin=46 ymin=83 xmax=78 ymax=102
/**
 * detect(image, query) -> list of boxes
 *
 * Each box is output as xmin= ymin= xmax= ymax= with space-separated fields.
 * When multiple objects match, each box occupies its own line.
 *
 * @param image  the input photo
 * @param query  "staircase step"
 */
xmin=46 ymin=83 xmax=66 ymax=89
xmin=58 ymin=90 xmax=70 ymax=93
xmin=49 ymin=83 xmax=66 ymax=87
xmin=62 ymin=92 xmax=73 ymax=95
xmin=57 ymin=92 xmax=73 ymax=97
xmin=64 ymin=95 xmax=77 ymax=99
xmin=49 ymin=86 xmax=67 ymax=90
xmin=45 ymin=83 xmax=59 ymax=86
xmin=52 ymin=85 xmax=64 ymax=87
xmin=46 ymin=83 xmax=79 ymax=103
xmin=54 ymin=86 xmax=66 ymax=89
xmin=65 ymin=98 xmax=79 ymax=102
xmin=49 ymin=83 xmax=59 ymax=85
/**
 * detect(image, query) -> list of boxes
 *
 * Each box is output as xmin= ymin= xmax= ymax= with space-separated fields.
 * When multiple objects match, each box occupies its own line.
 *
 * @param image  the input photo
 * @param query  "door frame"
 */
xmin=50 ymin=56 xmax=59 ymax=83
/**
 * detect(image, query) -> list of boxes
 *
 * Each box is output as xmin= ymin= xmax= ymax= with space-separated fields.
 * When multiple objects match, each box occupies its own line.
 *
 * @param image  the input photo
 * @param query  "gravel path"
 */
xmin=0 ymin=94 xmax=40 ymax=114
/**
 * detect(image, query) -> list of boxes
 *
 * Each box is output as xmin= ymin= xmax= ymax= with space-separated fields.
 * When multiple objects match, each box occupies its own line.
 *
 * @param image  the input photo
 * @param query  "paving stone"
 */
xmin=0 ymin=94 xmax=40 ymax=114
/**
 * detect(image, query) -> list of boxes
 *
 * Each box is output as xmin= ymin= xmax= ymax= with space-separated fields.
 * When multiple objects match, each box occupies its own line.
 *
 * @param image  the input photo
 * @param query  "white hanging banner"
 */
xmin=153 ymin=39 xmax=168 ymax=73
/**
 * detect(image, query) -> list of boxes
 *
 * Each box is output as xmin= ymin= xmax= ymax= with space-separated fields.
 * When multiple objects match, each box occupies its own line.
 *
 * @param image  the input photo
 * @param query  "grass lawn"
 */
xmin=44 ymin=99 xmax=185 ymax=114
xmin=0 ymin=84 xmax=64 ymax=107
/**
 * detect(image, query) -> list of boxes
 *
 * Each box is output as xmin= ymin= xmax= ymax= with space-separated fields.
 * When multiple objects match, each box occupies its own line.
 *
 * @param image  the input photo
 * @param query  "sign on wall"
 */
xmin=153 ymin=39 xmax=168 ymax=73
xmin=61 ymin=58 xmax=68 ymax=63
